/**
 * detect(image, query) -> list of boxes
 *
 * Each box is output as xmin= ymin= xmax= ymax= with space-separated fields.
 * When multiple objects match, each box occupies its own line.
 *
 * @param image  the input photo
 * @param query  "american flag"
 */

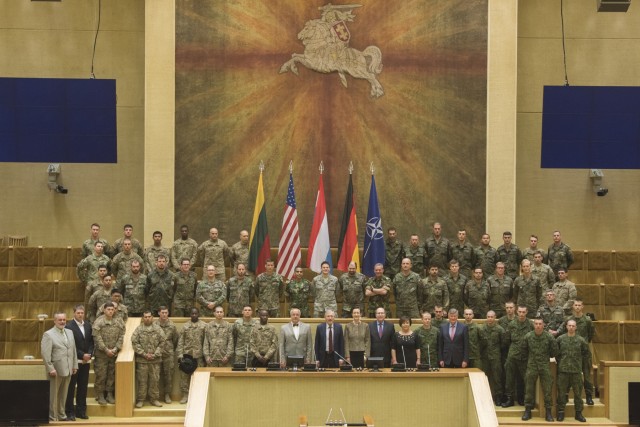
xmin=277 ymin=173 xmax=302 ymax=279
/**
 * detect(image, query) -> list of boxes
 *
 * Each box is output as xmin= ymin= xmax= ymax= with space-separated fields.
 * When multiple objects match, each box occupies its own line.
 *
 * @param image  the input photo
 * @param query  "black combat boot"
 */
xmin=545 ymin=407 xmax=554 ymax=422
xmin=502 ymin=397 xmax=514 ymax=408
xmin=521 ymin=407 xmax=532 ymax=421
xmin=575 ymin=411 xmax=586 ymax=422
xmin=586 ymin=392 xmax=594 ymax=405
xmin=556 ymin=410 xmax=565 ymax=421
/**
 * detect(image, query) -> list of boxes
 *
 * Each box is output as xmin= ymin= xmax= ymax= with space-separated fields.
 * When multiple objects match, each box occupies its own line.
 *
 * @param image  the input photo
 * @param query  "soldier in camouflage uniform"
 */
xmin=285 ymin=267 xmax=311 ymax=318
xmin=536 ymin=289 xmax=564 ymax=337
xmin=555 ymin=319 xmax=589 ymax=422
xmin=521 ymin=234 xmax=547 ymax=264
xmin=226 ymin=263 xmax=254 ymax=317
xmin=203 ymin=306 xmax=233 ymax=367
xmin=502 ymin=305 xmax=534 ymax=408
xmin=88 ymin=275 xmax=116 ymax=323
xmin=445 ymin=260 xmax=467 ymax=313
xmin=170 ymin=225 xmax=198 ymax=271
xmin=479 ymin=310 xmax=506 ymax=405
xmin=229 ymin=230 xmax=250 ymax=276
xmin=531 ymin=250 xmax=556 ymax=307
xmin=558 ymin=299 xmax=595 ymax=405
xmin=520 ymin=318 xmax=558 ymax=422
xmin=464 ymin=268 xmax=489 ymax=319
xmin=487 ymin=262 xmax=513 ymax=318
xmin=176 ymin=308 xmax=206 ymax=404
xmin=255 ymin=260 xmax=284 ymax=317
xmin=406 ymin=234 xmax=426 ymax=276
xmin=311 ymin=262 xmax=339 ymax=318
xmin=145 ymin=255 xmax=175 ymax=315
xmin=463 ymin=309 xmax=482 ymax=369
xmin=132 ymin=311 xmax=164 ymax=408
xmin=232 ymin=306 xmax=258 ymax=365
xmin=337 ymin=262 xmax=366 ymax=318
xmin=424 ymin=222 xmax=451 ymax=276
xmin=144 ymin=231 xmax=171 ymax=273
xmin=552 ymin=268 xmax=578 ymax=316
xmin=496 ymin=231 xmax=522 ymax=280
xmin=120 ymin=260 xmax=147 ymax=316
xmin=81 ymin=223 xmax=111 ymax=258
xmin=475 ymin=233 xmax=497 ymax=278
xmin=499 ymin=301 xmax=516 ymax=330
xmin=85 ymin=264 xmax=108 ymax=307
xmin=111 ymin=239 xmax=144 ymax=282
xmin=393 ymin=258 xmax=421 ymax=318
xmin=92 ymin=303 xmax=125 ymax=405
xmin=418 ymin=265 xmax=449 ymax=315
xmin=384 ymin=227 xmax=405 ymax=279
xmin=250 ymin=309 xmax=278 ymax=367
xmin=513 ymin=259 xmax=542 ymax=318
xmin=155 ymin=306 xmax=178 ymax=404
xmin=77 ymin=242 xmax=111 ymax=288
xmin=432 ymin=305 xmax=447 ymax=330
xmin=547 ymin=230 xmax=574 ymax=277
xmin=249 ymin=310 xmax=278 ymax=368
xmin=365 ymin=263 xmax=392 ymax=317
xmin=172 ymin=258 xmax=197 ymax=317
xmin=196 ymin=265 xmax=226 ymax=317
xmin=415 ymin=312 xmax=439 ymax=367
xmin=113 ymin=224 xmax=144 ymax=257
xmin=98 ymin=288 xmax=128 ymax=322
xmin=450 ymin=229 xmax=476 ymax=279
xmin=197 ymin=228 xmax=230 ymax=281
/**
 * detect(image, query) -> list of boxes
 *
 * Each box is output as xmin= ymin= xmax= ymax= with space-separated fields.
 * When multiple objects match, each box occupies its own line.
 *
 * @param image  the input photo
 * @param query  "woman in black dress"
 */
xmin=391 ymin=316 xmax=421 ymax=368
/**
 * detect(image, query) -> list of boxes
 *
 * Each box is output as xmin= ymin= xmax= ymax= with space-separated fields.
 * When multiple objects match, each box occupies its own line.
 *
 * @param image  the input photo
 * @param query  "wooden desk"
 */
xmin=185 ymin=368 xmax=498 ymax=427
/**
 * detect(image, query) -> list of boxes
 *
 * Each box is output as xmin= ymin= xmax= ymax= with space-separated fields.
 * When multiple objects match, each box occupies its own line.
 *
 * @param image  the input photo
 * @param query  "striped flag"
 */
xmin=362 ymin=174 xmax=385 ymax=276
xmin=276 ymin=173 xmax=302 ymax=279
xmin=307 ymin=172 xmax=331 ymax=272
xmin=337 ymin=172 xmax=360 ymax=272
xmin=248 ymin=169 xmax=271 ymax=275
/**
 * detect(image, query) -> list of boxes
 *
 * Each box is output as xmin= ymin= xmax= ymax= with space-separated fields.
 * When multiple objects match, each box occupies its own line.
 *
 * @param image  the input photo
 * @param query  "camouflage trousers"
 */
xmin=395 ymin=306 xmax=420 ymax=319
xmin=314 ymin=302 xmax=337 ymax=318
xmin=525 ymin=365 xmax=553 ymax=408
xmin=180 ymin=357 xmax=205 ymax=394
xmin=557 ymin=372 xmax=584 ymax=412
xmin=207 ymin=359 xmax=230 ymax=367
xmin=94 ymin=354 xmax=116 ymax=396
xmin=468 ymin=358 xmax=483 ymax=371
xmin=504 ymin=356 xmax=527 ymax=400
xmin=583 ymin=354 xmax=594 ymax=396
xmin=172 ymin=307 xmax=192 ymax=317
xmin=290 ymin=304 xmax=310 ymax=318
xmin=136 ymin=362 xmax=160 ymax=402
xmin=159 ymin=355 xmax=174 ymax=396
xmin=482 ymin=357 xmax=504 ymax=400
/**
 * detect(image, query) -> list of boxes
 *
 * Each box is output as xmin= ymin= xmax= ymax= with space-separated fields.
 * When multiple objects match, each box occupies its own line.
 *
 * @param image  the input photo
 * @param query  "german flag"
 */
xmin=337 ymin=173 xmax=360 ymax=271
xmin=249 ymin=170 xmax=271 ymax=274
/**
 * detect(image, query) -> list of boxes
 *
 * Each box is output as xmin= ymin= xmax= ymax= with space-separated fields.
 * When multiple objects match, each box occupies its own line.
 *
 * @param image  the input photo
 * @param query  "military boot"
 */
xmin=180 ymin=394 xmax=188 ymax=404
xmin=545 ymin=407 xmax=554 ymax=422
xmin=502 ymin=397 xmax=514 ymax=408
xmin=586 ymin=392 xmax=594 ymax=405
xmin=556 ymin=410 xmax=565 ymax=421
xmin=521 ymin=407 xmax=532 ymax=421
xmin=106 ymin=392 xmax=115 ymax=404
xmin=575 ymin=411 xmax=586 ymax=422
xmin=97 ymin=395 xmax=107 ymax=406
xmin=165 ymin=393 xmax=172 ymax=404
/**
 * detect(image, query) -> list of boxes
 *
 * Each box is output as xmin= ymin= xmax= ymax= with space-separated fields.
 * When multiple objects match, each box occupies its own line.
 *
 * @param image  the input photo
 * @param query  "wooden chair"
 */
xmin=7 ymin=235 xmax=28 ymax=247
xmin=604 ymin=284 xmax=632 ymax=321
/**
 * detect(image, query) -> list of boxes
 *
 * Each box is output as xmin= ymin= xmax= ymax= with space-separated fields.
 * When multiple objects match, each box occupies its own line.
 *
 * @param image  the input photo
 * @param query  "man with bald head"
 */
xmin=198 ymin=228 xmax=230 ymax=281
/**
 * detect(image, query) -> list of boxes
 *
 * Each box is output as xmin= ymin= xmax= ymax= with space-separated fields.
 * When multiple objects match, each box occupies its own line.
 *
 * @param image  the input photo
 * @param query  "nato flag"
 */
xmin=362 ymin=174 xmax=385 ymax=276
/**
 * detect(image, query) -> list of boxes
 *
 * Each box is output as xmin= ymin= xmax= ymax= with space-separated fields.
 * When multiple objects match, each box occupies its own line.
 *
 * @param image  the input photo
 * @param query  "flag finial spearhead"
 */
xmin=348 ymin=161 xmax=354 ymax=175
xmin=288 ymin=160 xmax=293 ymax=174
xmin=259 ymin=160 xmax=265 ymax=173
xmin=370 ymin=162 xmax=375 ymax=175
xmin=319 ymin=161 xmax=325 ymax=174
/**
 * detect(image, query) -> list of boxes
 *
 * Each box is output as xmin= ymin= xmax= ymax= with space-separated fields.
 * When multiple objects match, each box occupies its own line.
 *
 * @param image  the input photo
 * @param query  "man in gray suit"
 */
xmin=41 ymin=311 xmax=78 ymax=421
xmin=279 ymin=308 xmax=313 ymax=367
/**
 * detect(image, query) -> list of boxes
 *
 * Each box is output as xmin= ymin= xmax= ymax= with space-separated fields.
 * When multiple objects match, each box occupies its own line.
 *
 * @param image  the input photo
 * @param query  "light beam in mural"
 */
xmin=279 ymin=3 xmax=384 ymax=98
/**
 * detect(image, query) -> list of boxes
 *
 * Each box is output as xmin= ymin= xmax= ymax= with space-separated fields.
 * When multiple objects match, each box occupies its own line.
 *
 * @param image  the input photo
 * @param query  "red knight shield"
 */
xmin=332 ymin=21 xmax=350 ymax=42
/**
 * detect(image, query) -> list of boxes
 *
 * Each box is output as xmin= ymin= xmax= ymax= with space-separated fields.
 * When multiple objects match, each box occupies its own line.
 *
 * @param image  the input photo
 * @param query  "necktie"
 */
xmin=329 ymin=326 xmax=333 ymax=352
xmin=450 ymin=324 xmax=455 ymax=340
xmin=378 ymin=323 xmax=383 ymax=338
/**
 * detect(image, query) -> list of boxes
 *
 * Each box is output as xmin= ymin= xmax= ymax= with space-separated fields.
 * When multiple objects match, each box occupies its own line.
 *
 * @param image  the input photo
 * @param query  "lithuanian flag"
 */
xmin=249 ymin=170 xmax=271 ymax=274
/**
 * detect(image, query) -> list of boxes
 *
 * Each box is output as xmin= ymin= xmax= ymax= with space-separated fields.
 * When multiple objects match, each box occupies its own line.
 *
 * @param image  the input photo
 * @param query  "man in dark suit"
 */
xmin=314 ymin=309 xmax=344 ymax=368
xmin=279 ymin=308 xmax=313 ymax=367
xmin=42 ymin=311 xmax=78 ymax=422
xmin=368 ymin=307 xmax=395 ymax=368
xmin=438 ymin=308 xmax=469 ymax=368
xmin=65 ymin=304 xmax=94 ymax=420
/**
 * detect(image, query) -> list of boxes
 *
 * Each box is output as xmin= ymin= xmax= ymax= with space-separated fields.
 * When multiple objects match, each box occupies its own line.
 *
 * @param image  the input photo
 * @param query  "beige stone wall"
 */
xmin=516 ymin=0 xmax=640 ymax=250
xmin=0 ymin=0 xmax=145 ymax=246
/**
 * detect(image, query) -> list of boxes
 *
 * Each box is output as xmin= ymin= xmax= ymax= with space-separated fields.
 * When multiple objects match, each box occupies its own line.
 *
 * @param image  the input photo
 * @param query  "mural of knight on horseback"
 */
xmin=279 ymin=3 xmax=384 ymax=98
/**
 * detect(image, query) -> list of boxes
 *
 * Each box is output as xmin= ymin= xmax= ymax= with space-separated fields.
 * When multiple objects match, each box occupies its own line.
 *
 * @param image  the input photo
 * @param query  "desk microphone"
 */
xmin=401 ymin=345 xmax=407 ymax=370
xmin=333 ymin=351 xmax=353 ymax=371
